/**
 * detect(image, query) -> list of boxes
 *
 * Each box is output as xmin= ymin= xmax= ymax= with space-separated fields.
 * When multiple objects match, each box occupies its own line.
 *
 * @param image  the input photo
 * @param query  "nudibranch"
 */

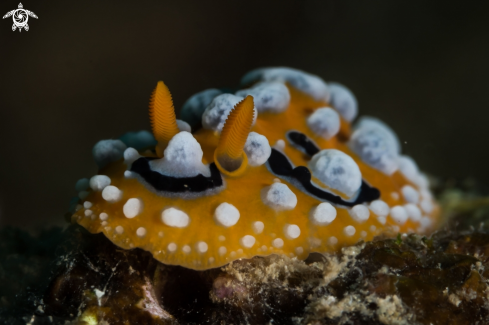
xmin=72 ymin=67 xmax=439 ymax=270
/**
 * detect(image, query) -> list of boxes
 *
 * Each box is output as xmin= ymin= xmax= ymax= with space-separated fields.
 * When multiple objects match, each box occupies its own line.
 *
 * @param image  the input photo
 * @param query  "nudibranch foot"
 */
xmin=72 ymin=67 xmax=439 ymax=270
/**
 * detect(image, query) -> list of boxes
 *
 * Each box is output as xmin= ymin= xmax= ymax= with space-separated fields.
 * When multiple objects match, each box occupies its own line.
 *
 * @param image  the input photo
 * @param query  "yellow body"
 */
xmin=74 ymin=84 xmax=439 ymax=270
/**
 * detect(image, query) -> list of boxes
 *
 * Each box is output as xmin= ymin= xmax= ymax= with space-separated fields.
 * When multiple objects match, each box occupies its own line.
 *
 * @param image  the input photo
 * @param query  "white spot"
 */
xmin=92 ymin=139 xmax=127 ymax=169
xmin=230 ymin=251 xmax=236 ymax=258
xmin=329 ymin=236 xmax=338 ymax=245
xmin=401 ymin=185 xmax=419 ymax=204
xmin=197 ymin=241 xmax=208 ymax=253
xmin=149 ymin=131 xmax=210 ymax=178
xmin=310 ymin=202 xmax=337 ymax=225
xmin=136 ymin=227 xmax=147 ymax=237
xmin=75 ymin=178 xmax=89 ymax=192
xmin=377 ymin=216 xmax=387 ymax=225
xmin=123 ymin=198 xmax=143 ymax=219
xmin=328 ymin=82 xmax=358 ymax=122
xmin=420 ymin=199 xmax=434 ymax=213
xmin=309 ymin=237 xmax=322 ymax=248
xmin=214 ymin=203 xmax=240 ymax=227
xmin=343 ymin=225 xmax=356 ymax=237
xmin=176 ymin=119 xmax=192 ymax=132
xmin=115 ymin=226 xmax=124 ymax=234
xmin=349 ymin=205 xmax=370 ymax=222
xmin=202 ymin=94 xmax=256 ymax=133
xmin=361 ymin=231 xmax=368 ymax=238
xmin=390 ymin=206 xmax=408 ymax=225
xmin=84 ymin=209 xmax=93 ymax=217
xmin=123 ymin=147 xmax=140 ymax=166
xmin=158 ymin=231 xmax=164 ymax=237
xmin=420 ymin=216 xmax=433 ymax=228
xmin=83 ymin=201 xmax=93 ymax=209
xmin=99 ymin=213 xmax=108 ymax=221
xmin=161 ymin=208 xmax=190 ymax=228
xmin=101 ymin=221 xmax=108 ymax=226
xmin=102 ymin=186 xmax=123 ymax=203
xmin=261 ymin=183 xmax=297 ymax=211
xmin=283 ymin=224 xmax=301 ymax=239
xmin=218 ymin=235 xmax=226 ymax=241
xmin=295 ymin=247 xmax=304 ymax=255
xmin=218 ymin=246 xmax=227 ymax=255
xmin=236 ymin=81 xmax=290 ymax=113
xmin=272 ymin=238 xmax=284 ymax=248
xmin=182 ymin=245 xmax=191 ymax=254
xmin=208 ymin=257 xmax=215 ymax=264
xmin=168 ymin=243 xmax=177 ymax=253
xmin=180 ymin=88 xmax=222 ymax=127
xmin=240 ymin=235 xmax=256 ymax=248
xmin=252 ymin=221 xmax=265 ymax=234
xmin=370 ymin=225 xmax=377 ymax=232
xmin=391 ymin=192 xmax=400 ymax=200
xmin=404 ymin=203 xmax=422 ymax=222
xmin=244 ymin=132 xmax=271 ymax=167
xmin=308 ymin=149 xmax=362 ymax=197
xmin=124 ymin=171 xmax=133 ymax=178
xmin=90 ymin=175 xmax=111 ymax=191
xmin=369 ymin=200 xmax=389 ymax=217
xmin=398 ymin=155 xmax=419 ymax=184
xmin=307 ymin=107 xmax=341 ymax=140
xmin=273 ymin=139 xmax=286 ymax=151
xmin=349 ymin=117 xmax=400 ymax=175
xmin=241 ymin=67 xmax=330 ymax=102
xmin=261 ymin=245 xmax=268 ymax=251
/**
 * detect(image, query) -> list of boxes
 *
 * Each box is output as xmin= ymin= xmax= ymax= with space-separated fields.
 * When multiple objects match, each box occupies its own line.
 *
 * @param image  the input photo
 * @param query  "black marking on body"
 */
xmin=267 ymin=149 xmax=380 ymax=207
xmin=286 ymin=131 xmax=320 ymax=157
xmin=131 ymin=157 xmax=223 ymax=192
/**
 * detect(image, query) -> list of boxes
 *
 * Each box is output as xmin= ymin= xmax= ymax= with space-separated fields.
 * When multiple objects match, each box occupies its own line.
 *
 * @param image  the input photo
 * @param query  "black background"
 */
xmin=1 ymin=0 xmax=488 ymax=228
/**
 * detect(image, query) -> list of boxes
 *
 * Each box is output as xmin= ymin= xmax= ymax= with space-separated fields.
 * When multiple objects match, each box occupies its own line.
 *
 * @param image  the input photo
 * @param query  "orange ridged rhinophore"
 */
xmin=214 ymin=95 xmax=254 ymax=174
xmin=149 ymin=81 xmax=180 ymax=157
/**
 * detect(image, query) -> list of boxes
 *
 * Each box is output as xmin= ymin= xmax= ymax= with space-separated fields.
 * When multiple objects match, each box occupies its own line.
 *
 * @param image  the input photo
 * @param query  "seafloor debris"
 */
xmin=2 ymin=190 xmax=489 ymax=325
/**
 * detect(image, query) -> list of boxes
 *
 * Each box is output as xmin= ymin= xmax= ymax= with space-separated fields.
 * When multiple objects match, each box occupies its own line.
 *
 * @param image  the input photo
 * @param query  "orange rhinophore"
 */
xmin=72 ymin=67 xmax=440 ymax=270
xmin=149 ymin=81 xmax=180 ymax=157
xmin=214 ymin=95 xmax=255 ymax=175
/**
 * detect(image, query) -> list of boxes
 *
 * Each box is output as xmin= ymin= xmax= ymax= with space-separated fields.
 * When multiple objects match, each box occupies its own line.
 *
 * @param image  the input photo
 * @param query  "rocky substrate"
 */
xmin=2 ymin=180 xmax=489 ymax=324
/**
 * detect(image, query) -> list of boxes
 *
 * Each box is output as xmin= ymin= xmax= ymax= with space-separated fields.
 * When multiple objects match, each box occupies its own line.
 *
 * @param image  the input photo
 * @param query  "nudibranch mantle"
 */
xmin=72 ymin=67 xmax=439 ymax=270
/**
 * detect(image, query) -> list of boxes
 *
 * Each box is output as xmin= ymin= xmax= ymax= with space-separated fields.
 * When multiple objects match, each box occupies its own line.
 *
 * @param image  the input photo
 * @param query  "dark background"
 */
xmin=1 ymin=0 xmax=488 ymax=228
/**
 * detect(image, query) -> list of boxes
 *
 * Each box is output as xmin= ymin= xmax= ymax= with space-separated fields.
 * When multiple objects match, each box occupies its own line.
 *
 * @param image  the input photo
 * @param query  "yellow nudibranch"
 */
xmin=72 ymin=67 xmax=439 ymax=270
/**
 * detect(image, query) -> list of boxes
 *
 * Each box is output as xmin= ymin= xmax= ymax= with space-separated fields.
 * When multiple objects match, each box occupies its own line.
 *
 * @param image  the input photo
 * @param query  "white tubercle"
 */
xmin=401 ymin=185 xmax=419 ymax=204
xmin=240 ymin=235 xmax=256 ymax=248
xmin=308 ymin=149 xmax=362 ymax=197
xmin=92 ymin=139 xmax=127 ymax=169
xmin=90 ymin=175 xmax=111 ymax=191
xmin=404 ymin=203 xmax=422 ymax=222
xmin=235 ymin=81 xmax=290 ymax=113
xmin=102 ymin=185 xmax=123 ymax=203
xmin=123 ymin=198 xmax=143 ymax=218
xmin=283 ymin=224 xmax=301 ymax=239
xmin=390 ymin=206 xmax=408 ymax=225
xmin=123 ymin=147 xmax=141 ymax=166
xmin=149 ymin=131 xmax=210 ymax=178
xmin=244 ymin=132 xmax=271 ymax=167
xmin=202 ymin=94 xmax=257 ymax=133
xmin=214 ymin=203 xmax=240 ymax=227
xmin=349 ymin=205 xmax=370 ymax=222
xmin=307 ymin=107 xmax=340 ymax=140
xmin=327 ymin=82 xmax=358 ymax=122
xmin=261 ymin=183 xmax=297 ymax=211
xmin=369 ymin=200 xmax=389 ymax=217
xmin=272 ymin=238 xmax=284 ymax=248
xmin=161 ymin=208 xmax=190 ymax=228
xmin=310 ymin=202 xmax=337 ymax=225
xmin=252 ymin=221 xmax=265 ymax=234
xmin=176 ymin=119 xmax=191 ymax=132
xmin=343 ymin=226 xmax=356 ymax=237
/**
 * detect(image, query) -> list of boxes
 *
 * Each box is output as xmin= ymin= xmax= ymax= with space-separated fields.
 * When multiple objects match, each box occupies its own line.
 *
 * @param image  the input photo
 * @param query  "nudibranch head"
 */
xmin=72 ymin=67 xmax=439 ymax=270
